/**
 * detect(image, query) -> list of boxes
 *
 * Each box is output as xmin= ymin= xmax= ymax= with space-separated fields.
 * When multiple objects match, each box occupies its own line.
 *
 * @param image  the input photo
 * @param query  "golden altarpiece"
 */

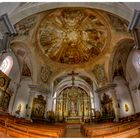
xmin=0 ymin=70 xmax=11 ymax=112
xmin=31 ymin=95 xmax=46 ymax=119
xmin=55 ymin=86 xmax=91 ymax=122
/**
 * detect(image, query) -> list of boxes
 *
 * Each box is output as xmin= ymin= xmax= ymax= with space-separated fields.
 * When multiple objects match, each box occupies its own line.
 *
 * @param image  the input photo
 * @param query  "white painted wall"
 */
xmin=0 ymin=2 xmax=20 ymax=16
xmin=94 ymin=91 xmax=101 ymax=112
xmin=12 ymin=77 xmax=32 ymax=118
xmin=126 ymin=49 xmax=140 ymax=113
xmin=47 ymin=93 xmax=53 ymax=111
xmin=0 ymin=51 xmax=21 ymax=114
xmin=114 ymin=76 xmax=135 ymax=118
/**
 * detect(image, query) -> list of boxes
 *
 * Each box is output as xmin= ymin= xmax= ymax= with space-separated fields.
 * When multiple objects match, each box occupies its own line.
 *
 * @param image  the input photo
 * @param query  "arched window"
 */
xmin=0 ymin=56 xmax=13 ymax=76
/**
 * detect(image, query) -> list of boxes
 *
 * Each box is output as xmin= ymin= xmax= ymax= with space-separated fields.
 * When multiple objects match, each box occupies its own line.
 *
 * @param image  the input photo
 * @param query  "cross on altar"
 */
xmin=68 ymin=71 xmax=78 ymax=86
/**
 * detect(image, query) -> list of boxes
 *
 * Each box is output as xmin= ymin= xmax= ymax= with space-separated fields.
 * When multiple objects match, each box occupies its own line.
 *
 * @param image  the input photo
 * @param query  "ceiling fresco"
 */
xmin=37 ymin=8 xmax=110 ymax=64
xmin=12 ymin=6 xmax=133 ymax=87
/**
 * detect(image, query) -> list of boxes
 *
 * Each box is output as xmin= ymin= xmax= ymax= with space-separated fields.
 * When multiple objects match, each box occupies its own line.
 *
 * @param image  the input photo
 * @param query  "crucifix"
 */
xmin=68 ymin=71 xmax=78 ymax=86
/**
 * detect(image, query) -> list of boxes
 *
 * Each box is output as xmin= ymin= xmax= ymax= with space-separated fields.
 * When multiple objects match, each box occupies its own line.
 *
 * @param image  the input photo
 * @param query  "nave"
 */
xmin=0 ymin=2 xmax=140 ymax=138
xmin=0 ymin=113 xmax=140 ymax=138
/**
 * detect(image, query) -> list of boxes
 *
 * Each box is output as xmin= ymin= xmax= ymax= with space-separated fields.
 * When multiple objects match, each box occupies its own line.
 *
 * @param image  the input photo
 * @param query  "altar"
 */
xmin=65 ymin=116 xmax=82 ymax=123
xmin=55 ymin=86 xmax=91 ymax=122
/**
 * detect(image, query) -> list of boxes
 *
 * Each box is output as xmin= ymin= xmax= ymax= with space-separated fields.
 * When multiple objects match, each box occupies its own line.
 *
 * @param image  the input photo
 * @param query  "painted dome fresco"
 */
xmin=37 ymin=8 xmax=110 ymax=64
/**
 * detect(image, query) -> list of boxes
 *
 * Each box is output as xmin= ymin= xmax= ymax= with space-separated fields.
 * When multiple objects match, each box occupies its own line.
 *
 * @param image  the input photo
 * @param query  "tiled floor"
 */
xmin=64 ymin=124 xmax=85 ymax=138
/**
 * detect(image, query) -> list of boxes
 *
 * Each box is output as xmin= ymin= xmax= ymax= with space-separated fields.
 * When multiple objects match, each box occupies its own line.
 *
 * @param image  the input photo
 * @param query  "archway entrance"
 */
xmin=55 ymin=86 xmax=91 ymax=122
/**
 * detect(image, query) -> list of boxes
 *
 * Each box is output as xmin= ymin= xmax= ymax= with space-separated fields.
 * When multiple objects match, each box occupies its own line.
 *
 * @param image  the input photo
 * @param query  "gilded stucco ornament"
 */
xmin=92 ymin=64 xmax=107 ymax=85
xmin=37 ymin=8 xmax=110 ymax=64
xmin=40 ymin=66 xmax=51 ymax=83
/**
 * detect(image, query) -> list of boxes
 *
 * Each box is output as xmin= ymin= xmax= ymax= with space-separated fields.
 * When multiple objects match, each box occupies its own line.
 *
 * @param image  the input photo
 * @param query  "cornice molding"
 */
xmin=95 ymin=83 xmax=117 ymax=93
xmin=28 ymin=84 xmax=49 ymax=94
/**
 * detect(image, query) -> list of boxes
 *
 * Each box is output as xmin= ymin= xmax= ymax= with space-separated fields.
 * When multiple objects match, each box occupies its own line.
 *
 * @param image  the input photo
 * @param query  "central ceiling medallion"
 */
xmin=37 ymin=8 xmax=110 ymax=64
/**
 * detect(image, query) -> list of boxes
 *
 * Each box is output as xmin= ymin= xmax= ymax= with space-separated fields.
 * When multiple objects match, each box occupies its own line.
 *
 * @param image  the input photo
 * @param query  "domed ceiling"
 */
xmin=37 ymin=8 xmax=111 ymax=64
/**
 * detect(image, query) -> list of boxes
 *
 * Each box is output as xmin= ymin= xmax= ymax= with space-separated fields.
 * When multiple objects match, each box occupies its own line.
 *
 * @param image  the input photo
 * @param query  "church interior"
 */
xmin=0 ymin=2 xmax=140 ymax=138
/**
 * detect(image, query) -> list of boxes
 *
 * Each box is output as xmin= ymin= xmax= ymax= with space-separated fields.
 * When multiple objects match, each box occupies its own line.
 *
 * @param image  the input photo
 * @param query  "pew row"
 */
xmin=81 ymin=119 xmax=140 ymax=138
xmin=0 ymin=114 xmax=66 ymax=138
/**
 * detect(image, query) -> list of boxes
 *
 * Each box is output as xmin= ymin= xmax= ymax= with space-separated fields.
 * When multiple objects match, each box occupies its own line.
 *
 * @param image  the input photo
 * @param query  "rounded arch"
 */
xmin=52 ymin=74 xmax=95 ymax=112
xmin=113 ymin=75 xmax=135 ymax=117
xmin=11 ymin=41 xmax=38 ymax=84
xmin=126 ymin=49 xmax=140 ymax=85
xmin=108 ymin=38 xmax=134 ymax=82
xmin=0 ymin=50 xmax=21 ymax=84
xmin=11 ymin=76 xmax=33 ymax=117
xmin=51 ymin=70 xmax=98 ymax=89
xmin=11 ymin=3 xmax=132 ymax=24
xmin=126 ymin=49 xmax=140 ymax=113
xmin=0 ymin=55 xmax=13 ymax=76
xmin=53 ymin=76 xmax=93 ymax=98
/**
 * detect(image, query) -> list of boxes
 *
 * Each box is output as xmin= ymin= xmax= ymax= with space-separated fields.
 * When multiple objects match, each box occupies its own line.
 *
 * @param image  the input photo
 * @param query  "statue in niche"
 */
xmin=125 ymin=104 xmax=129 ymax=112
xmin=70 ymin=100 xmax=77 ymax=116
xmin=15 ymin=104 xmax=22 ymax=117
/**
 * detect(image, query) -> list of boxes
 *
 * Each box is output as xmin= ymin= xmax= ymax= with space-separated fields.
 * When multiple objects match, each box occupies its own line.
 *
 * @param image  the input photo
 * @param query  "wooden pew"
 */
xmin=6 ymin=122 xmax=64 ymax=138
xmin=81 ymin=120 xmax=140 ymax=138
xmin=0 ymin=114 xmax=66 ymax=138
xmin=105 ymin=126 xmax=140 ymax=138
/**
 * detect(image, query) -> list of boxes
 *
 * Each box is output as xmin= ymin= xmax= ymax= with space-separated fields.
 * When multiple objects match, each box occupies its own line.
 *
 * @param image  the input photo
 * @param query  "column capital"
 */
xmin=95 ymin=83 xmax=116 ymax=94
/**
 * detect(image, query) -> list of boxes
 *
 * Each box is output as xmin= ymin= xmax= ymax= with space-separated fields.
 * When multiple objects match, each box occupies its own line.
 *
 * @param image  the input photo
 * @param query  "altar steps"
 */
xmin=66 ymin=123 xmax=81 ymax=129
xmin=65 ymin=124 xmax=86 ymax=138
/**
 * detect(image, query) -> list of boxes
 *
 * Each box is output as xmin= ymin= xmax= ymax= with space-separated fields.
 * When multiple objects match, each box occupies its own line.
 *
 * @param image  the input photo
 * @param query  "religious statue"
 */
xmin=15 ymin=104 xmax=22 ymax=117
xmin=70 ymin=100 xmax=77 ymax=116
xmin=125 ymin=104 xmax=129 ymax=112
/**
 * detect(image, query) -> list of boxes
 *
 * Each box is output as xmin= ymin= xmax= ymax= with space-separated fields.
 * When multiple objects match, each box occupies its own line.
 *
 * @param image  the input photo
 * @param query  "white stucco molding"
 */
xmin=95 ymin=83 xmax=117 ymax=94
xmin=10 ymin=2 xmax=133 ymax=25
xmin=53 ymin=76 xmax=93 ymax=98
xmin=28 ymin=84 xmax=49 ymax=94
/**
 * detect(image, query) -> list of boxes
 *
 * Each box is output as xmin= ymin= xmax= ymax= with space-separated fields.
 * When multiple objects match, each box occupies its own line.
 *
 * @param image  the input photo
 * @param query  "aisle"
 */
xmin=64 ymin=124 xmax=85 ymax=138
